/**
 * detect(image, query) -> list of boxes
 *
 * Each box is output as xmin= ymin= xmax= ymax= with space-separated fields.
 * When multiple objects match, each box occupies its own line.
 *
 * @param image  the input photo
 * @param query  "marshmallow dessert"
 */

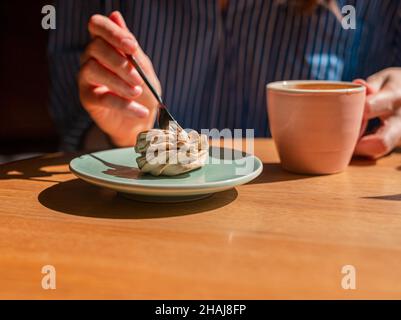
xmin=134 ymin=127 xmax=209 ymax=176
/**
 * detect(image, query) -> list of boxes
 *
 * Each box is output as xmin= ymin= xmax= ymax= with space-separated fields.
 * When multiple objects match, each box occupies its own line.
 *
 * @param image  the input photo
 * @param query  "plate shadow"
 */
xmin=38 ymin=178 xmax=238 ymax=219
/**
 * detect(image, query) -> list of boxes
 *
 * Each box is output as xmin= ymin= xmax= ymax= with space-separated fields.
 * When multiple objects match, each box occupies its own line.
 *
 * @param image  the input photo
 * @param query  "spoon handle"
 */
xmin=126 ymin=54 xmax=163 ymax=105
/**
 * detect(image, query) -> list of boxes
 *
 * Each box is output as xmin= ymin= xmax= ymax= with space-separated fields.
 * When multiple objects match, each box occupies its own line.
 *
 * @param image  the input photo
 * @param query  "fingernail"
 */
xmin=126 ymin=85 xmax=140 ymax=97
xmin=121 ymin=38 xmax=137 ymax=53
xmin=127 ymin=103 xmax=148 ymax=118
xmin=133 ymin=86 xmax=142 ymax=96
xmin=353 ymin=79 xmax=367 ymax=86
xmin=365 ymin=97 xmax=377 ymax=115
xmin=367 ymin=96 xmax=376 ymax=107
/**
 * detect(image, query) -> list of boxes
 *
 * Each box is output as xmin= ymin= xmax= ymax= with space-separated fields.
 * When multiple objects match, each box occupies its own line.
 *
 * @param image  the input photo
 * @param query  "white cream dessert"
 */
xmin=135 ymin=127 xmax=209 ymax=176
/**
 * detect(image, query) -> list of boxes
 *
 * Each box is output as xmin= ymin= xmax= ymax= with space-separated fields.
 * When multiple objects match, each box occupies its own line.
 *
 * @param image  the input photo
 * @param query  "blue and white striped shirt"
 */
xmin=49 ymin=0 xmax=401 ymax=150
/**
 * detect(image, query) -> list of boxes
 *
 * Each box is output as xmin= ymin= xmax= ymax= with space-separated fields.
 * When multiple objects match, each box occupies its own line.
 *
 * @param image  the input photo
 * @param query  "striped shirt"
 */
xmin=48 ymin=0 xmax=401 ymax=151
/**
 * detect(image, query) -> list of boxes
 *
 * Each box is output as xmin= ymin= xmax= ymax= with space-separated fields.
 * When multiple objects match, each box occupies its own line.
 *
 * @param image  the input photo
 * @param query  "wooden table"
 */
xmin=1 ymin=139 xmax=401 ymax=299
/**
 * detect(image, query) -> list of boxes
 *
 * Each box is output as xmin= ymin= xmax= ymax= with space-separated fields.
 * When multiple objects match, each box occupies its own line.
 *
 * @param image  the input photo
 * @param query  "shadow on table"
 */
xmin=38 ymin=178 xmax=238 ymax=219
xmin=351 ymin=147 xmax=401 ymax=168
xmin=349 ymin=156 xmax=377 ymax=167
xmin=363 ymin=194 xmax=401 ymax=202
xmin=394 ymin=149 xmax=401 ymax=171
xmin=246 ymin=163 xmax=313 ymax=184
xmin=0 ymin=153 xmax=75 ymax=182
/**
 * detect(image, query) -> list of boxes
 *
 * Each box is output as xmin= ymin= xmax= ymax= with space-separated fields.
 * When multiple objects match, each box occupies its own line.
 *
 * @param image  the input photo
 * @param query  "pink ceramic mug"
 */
xmin=267 ymin=80 xmax=366 ymax=175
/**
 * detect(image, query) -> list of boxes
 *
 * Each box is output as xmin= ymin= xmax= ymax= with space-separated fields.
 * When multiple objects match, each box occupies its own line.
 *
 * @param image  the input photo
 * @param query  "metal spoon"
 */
xmin=126 ymin=54 xmax=182 ymax=131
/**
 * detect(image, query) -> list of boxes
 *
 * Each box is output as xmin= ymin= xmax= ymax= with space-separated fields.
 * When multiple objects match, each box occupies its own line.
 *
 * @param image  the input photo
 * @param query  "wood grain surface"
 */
xmin=1 ymin=139 xmax=401 ymax=299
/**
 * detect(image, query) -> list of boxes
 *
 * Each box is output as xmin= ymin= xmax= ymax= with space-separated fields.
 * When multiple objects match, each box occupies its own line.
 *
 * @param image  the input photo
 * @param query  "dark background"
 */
xmin=0 ymin=1 xmax=58 ymax=162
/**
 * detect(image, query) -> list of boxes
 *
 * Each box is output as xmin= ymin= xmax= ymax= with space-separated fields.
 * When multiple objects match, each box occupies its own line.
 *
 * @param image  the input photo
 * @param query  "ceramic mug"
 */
xmin=267 ymin=80 xmax=366 ymax=175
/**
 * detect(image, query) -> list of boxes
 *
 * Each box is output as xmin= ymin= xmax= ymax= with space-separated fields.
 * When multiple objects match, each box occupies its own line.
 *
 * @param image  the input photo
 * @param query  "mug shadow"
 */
xmin=363 ymin=194 xmax=401 ymax=202
xmin=349 ymin=156 xmax=377 ymax=167
xmin=247 ymin=163 xmax=313 ymax=184
xmin=394 ymin=148 xmax=401 ymax=171
xmin=351 ymin=148 xmax=401 ymax=168
xmin=38 ymin=178 xmax=238 ymax=219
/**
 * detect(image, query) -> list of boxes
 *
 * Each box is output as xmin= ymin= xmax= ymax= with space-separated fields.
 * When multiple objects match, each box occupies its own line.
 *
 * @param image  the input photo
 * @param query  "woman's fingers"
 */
xmin=107 ymin=11 xmax=148 ymax=63
xmin=353 ymin=79 xmax=377 ymax=96
xmin=80 ymin=83 xmax=148 ymax=118
xmin=81 ymin=37 xmax=143 ymax=88
xmin=88 ymin=14 xmax=138 ymax=54
xmin=108 ymin=11 xmax=161 ymax=91
xmin=78 ymin=12 xmax=159 ymax=147
xmin=79 ymin=58 xmax=142 ymax=101
xmin=365 ymin=70 xmax=387 ymax=92
xmin=364 ymin=68 xmax=401 ymax=120
xmin=87 ymin=12 xmax=161 ymax=96
xmin=365 ymin=80 xmax=401 ymax=119
xmin=109 ymin=11 xmax=128 ymax=29
xmin=353 ymin=79 xmax=379 ymax=122
xmin=354 ymin=111 xmax=401 ymax=159
xmin=99 ymin=92 xmax=149 ymax=118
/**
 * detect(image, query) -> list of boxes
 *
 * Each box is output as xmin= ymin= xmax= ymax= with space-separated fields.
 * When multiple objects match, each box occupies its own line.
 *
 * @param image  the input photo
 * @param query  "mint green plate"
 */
xmin=69 ymin=147 xmax=263 ymax=202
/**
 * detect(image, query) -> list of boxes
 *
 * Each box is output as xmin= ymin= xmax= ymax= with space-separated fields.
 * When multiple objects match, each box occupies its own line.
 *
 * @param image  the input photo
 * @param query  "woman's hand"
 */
xmin=354 ymin=67 xmax=401 ymax=159
xmin=78 ymin=11 xmax=161 ymax=147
